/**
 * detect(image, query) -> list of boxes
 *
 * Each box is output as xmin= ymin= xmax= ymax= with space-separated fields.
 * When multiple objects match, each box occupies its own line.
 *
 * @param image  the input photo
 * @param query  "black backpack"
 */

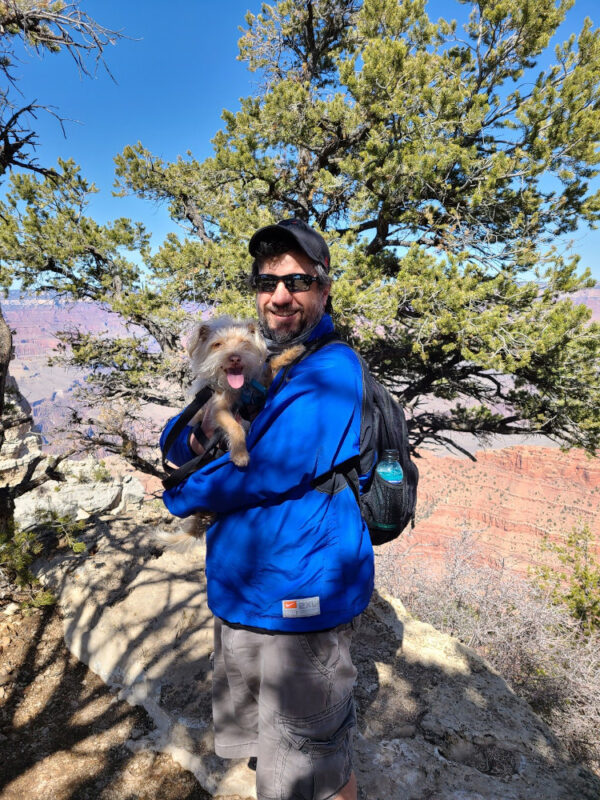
xmin=266 ymin=334 xmax=419 ymax=546
xmin=351 ymin=351 xmax=419 ymax=544
xmin=161 ymin=334 xmax=419 ymax=546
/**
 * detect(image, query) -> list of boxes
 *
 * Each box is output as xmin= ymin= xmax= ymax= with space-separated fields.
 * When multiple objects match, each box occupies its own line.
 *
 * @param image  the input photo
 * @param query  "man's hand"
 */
xmin=190 ymin=415 xmax=215 ymax=455
xmin=189 ymin=432 xmax=205 ymax=455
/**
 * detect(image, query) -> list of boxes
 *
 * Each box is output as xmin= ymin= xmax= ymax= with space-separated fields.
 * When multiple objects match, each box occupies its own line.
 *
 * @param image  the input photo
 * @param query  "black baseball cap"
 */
xmin=248 ymin=218 xmax=330 ymax=272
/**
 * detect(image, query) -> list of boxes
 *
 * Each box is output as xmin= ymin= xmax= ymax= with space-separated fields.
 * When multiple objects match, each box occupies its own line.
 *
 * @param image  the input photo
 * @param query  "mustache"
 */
xmin=265 ymin=305 xmax=298 ymax=314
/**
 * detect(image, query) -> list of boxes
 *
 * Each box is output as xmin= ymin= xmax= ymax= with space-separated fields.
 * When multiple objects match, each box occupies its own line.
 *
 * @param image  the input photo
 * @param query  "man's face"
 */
xmin=256 ymin=250 xmax=330 ymax=343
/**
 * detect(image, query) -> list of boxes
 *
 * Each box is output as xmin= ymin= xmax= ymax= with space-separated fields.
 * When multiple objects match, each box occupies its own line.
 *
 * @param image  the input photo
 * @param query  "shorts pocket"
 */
xmin=274 ymin=695 xmax=356 ymax=800
xmin=299 ymin=629 xmax=341 ymax=675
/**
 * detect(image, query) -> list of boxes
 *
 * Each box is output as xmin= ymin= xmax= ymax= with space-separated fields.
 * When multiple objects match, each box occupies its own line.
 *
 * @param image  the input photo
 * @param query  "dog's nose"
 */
xmin=228 ymin=355 xmax=242 ymax=366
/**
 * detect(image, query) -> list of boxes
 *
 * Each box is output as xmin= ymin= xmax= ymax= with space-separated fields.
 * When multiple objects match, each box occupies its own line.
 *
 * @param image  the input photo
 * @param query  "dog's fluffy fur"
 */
xmin=187 ymin=316 xmax=268 ymax=467
xmin=161 ymin=316 xmax=303 ymax=547
xmin=186 ymin=315 xmax=304 ymax=465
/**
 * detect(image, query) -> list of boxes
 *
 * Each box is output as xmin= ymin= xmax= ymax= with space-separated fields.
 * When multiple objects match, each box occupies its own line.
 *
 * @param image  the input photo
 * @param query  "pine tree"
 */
xmin=0 ymin=1 xmax=120 ymax=539
xmin=112 ymin=0 xmax=600 ymax=457
xmin=1 ymin=0 xmax=599 ymax=492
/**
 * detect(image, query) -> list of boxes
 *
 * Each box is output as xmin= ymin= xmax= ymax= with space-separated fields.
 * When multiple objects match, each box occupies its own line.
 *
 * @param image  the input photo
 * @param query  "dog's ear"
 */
xmin=248 ymin=321 xmax=267 ymax=357
xmin=187 ymin=324 xmax=211 ymax=356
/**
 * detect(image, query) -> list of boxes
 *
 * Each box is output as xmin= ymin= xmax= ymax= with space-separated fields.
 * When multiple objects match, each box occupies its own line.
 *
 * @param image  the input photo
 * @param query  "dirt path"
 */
xmin=0 ymin=595 xmax=211 ymax=800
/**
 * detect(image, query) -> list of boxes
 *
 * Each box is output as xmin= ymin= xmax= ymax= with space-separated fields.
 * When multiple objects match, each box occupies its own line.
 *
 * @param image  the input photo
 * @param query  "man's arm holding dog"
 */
xmin=162 ymin=343 xmax=362 ymax=518
xmin=160 ymin=408 xmax=243 ymax=462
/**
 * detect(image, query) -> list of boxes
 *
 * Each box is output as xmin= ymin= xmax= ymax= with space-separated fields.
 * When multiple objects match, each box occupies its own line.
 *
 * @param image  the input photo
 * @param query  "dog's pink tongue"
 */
xmin=227 ymin=371 xmax=245 ymax=389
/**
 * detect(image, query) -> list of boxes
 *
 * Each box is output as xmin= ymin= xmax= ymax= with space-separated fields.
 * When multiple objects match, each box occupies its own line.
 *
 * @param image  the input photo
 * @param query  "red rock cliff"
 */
xmin=386 ymin=446 xmax=600 ymax=578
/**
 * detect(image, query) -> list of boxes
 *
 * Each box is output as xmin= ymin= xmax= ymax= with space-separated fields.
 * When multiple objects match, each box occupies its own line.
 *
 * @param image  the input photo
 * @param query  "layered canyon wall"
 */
xmin=4 ymin=290 xmax=600 ymax=579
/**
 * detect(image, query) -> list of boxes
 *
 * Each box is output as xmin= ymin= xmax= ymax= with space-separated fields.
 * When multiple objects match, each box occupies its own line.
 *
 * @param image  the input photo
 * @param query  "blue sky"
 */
xmin=5 ymin=0 xmax=600 ymax=280
xmin=10 ymin=0 xmax=262 ymax=244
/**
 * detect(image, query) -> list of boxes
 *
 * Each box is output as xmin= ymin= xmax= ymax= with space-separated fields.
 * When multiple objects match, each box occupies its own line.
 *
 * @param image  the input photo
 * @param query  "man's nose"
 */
xmin=271 ymin=279 xmax=293 ymax=304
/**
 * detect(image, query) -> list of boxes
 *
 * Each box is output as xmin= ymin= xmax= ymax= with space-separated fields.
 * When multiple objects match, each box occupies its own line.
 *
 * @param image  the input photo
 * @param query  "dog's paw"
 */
xmin=231 ymin=449 xmax=250 ymax=467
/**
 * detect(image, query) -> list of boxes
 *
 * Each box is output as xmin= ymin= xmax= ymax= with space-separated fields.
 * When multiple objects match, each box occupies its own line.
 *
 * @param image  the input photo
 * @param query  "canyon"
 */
xmin=3 ymin=289 xmax=600 ymax=582
xmin=380 ymin=445 xmax=600 ymax=588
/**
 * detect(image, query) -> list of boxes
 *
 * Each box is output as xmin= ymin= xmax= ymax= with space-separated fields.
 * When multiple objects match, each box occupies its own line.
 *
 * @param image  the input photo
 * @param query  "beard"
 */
xmin=258 ymin=303 xmax=324 ymax=346
xmin=259 ymin=318 xmax=301 ymax=344
xmin=263 ymin=327 xmax=298 ymax=345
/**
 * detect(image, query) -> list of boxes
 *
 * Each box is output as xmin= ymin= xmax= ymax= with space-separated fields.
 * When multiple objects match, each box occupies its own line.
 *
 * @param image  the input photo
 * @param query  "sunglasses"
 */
xmin=253 ymin=273 xmax=321 ymax=293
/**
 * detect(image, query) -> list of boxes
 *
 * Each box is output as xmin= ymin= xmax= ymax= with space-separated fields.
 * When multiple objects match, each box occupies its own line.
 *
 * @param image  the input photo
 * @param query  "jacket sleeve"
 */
xmin=162 ymin=344 xmax=363 ymax=518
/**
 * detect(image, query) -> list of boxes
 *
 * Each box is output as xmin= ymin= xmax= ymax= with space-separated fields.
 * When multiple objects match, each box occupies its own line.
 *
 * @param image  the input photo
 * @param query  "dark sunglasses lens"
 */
xmin=255 ymin=275 xmax=315 ymax=292
xmin=287 ymin=276 xmax=314 ymax=292
xmin=255 ymin=275 xmax=278 ymax=292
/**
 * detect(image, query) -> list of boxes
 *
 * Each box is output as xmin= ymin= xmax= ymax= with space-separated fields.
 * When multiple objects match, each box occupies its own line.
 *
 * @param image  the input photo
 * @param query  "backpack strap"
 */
xmin=161 ymin=385 xmax=214 ymax=476
xmin=306 ymin=341 xmax=375 ymax=504
xmin=271 ymin=331 xmax=340 ymax=393
xmin=162 ymin=430 xmax=225 ymax=490
xmin=313 ymin=457 xmax=361 ymax=502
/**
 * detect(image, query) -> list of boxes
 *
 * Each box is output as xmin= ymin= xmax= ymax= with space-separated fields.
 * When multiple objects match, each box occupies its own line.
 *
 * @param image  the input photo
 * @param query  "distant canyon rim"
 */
xmin=5 ymin=288 xmax=600 ymax=581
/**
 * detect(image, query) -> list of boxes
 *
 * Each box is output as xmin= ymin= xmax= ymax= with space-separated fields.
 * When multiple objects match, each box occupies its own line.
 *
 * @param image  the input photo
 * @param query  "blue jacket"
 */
xmin=161 ymin=314 xmax=374 ymax=632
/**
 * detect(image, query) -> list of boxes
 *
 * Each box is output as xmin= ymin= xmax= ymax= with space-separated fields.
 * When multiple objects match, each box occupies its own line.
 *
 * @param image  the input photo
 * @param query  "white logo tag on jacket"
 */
xmin=282 ymin=596 xmax=320 ymax=618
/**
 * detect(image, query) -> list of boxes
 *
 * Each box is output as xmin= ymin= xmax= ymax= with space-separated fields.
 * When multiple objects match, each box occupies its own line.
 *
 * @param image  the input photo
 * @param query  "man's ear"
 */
xmin=321 ymin=283 xmax=331 ymax=310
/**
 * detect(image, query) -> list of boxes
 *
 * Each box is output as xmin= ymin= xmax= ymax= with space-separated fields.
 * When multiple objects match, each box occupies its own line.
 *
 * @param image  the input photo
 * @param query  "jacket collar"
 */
xmin=306 ymin=313 xmax=334 ymax=343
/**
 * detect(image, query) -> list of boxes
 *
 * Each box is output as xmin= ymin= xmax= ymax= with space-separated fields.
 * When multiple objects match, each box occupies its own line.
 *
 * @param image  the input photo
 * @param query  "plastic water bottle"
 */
xmin=375 ymin=449 xmax=404 ymax=484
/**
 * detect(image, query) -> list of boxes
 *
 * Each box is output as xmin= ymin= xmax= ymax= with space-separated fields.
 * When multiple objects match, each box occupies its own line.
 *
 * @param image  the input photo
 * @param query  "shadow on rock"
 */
xmin=18 ymin=508 xmax=600 ymax=800
xmin=350 ymin=589 xmax=600 ymax=800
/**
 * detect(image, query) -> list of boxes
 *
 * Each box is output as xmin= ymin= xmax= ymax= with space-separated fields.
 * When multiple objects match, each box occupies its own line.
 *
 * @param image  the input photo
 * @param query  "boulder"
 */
xmin=14 ymin=456 xmax=145 ymax=530
xmin=16 ymin=480 xmax=122 ymax=528
xmin=114 ymin=473 xmax=146 ymax=514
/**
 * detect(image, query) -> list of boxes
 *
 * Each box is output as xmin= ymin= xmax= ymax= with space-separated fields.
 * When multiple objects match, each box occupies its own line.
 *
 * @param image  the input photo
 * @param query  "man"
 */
xmin=161 ymin=219 xmax=374 ymax=800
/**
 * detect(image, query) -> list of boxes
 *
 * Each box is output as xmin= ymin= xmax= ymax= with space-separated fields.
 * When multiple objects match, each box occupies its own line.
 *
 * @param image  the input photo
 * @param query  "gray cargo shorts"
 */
xmin=212 ymin=615 xmax=361 ymax=800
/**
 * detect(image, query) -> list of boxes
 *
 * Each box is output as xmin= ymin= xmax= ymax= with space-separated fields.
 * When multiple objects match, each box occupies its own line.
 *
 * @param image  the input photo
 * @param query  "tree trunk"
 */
xmin=0 ymin=302 xmax=16 ymax=538
xmin=0 ymin=486 xmax=16 ymax=541
xmin=0 ymin=302 xmax=12 ymax=452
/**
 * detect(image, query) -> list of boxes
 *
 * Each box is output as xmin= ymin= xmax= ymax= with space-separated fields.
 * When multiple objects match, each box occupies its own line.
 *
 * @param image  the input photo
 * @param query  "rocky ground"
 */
xmin=1 ymin=450 xmax=211 ymax=799
xmin=2 ymin=504 xmax=600 ymax=800
xmin=0 ymin=586 xmax=211 ymax=800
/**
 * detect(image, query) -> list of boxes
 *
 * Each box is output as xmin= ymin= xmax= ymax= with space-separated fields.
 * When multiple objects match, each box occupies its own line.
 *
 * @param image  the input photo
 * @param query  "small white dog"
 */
xmin=186 ymin=315 xmax=304 ymax=466
xmin=186 ymin=315 xmax=269 ymax=467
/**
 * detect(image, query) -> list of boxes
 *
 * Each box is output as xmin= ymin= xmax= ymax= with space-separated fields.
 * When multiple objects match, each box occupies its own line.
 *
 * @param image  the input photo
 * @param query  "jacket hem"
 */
xmin=212 ymin=599 xmax=371 ymax=635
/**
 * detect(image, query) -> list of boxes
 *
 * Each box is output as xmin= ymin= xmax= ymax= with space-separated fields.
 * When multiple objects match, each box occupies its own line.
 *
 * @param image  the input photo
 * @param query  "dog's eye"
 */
xmin=211 ymin=342 xmax=222 ymax=350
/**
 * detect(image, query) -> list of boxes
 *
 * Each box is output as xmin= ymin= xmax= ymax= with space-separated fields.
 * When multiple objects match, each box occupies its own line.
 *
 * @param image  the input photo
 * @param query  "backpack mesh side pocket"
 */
xmin=360 ymin=464 xmax=418 ymax=546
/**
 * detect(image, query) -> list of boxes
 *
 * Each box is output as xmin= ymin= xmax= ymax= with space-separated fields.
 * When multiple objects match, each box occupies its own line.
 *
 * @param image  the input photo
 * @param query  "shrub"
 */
xmin=0 ymin=525 xmax=43 ymax=587
xmin=534 ymin=524 xmax=600 ymax=635
xmin=0 ymin=509 xmax=87 ymax=601
xmin=389 ymin=529 xmax=600 ymax=772
xmin=32 ymin=509 xmax=87 ymax=554
xmin=91 ymin=460 xmax=112 ymax=483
